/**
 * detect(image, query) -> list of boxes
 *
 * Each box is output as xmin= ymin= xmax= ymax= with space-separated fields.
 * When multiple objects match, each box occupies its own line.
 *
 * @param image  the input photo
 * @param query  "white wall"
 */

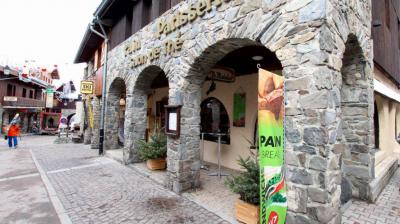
xmin=201 ymin=74 xmax=258 ymax=170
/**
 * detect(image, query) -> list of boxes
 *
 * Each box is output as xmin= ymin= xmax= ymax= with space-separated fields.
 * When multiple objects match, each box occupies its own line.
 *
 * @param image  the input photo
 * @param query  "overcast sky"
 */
xmin=0 ymin=0 xmax=102 ymax=89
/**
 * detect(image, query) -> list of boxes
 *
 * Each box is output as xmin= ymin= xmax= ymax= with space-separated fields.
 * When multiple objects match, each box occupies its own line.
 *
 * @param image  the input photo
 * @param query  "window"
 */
xmin=398 ymin=20 xmax=400 ymax=49
xmin=385 ymin=0 xmax=391 ymax=29
xmin=7 ymin=84 xmax=13 ymax=96
xmin=374 ymin=102 xmax=380 ymax=149
xmin=159 ymin=0 xmax=171 ymax=15
xmin=29 ymin=90 xmax=34 ymax=99
xmin=6 ymin=84 xmax=15 ymax=96
xmin=22 ymin=88 xmax=27 ymax=97
xmin=200 ymin=97 xmax=230 ymax=144
xmin=143 ymin=0 xmax=152 ymax=27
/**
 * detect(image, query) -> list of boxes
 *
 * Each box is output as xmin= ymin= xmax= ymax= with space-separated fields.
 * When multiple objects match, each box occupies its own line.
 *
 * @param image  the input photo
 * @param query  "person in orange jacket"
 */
xmin=7 ymin=121 xmax=20 ymax=149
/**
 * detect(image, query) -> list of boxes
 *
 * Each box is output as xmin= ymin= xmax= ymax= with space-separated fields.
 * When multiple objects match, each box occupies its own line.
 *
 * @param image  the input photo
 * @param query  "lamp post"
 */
xmin=89 ymin=17 xmax=109 ymax=156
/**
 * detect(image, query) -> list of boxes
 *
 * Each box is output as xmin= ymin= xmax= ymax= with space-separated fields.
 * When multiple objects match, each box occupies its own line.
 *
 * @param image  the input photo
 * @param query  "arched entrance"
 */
xmin=340 ymin=34 xmax=374 ymax=203
xmin=105 ymin=77 xmax=127 ymax=149
xmin=129 ymin=65 xmax=169 ymax=162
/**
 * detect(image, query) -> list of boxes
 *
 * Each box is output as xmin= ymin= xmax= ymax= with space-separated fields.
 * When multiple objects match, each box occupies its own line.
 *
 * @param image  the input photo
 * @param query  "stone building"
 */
xmin=74 ymin=0 xmax=400 ymax=223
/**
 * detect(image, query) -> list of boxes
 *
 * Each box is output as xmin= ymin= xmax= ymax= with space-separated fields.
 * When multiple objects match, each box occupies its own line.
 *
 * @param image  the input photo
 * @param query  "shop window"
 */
xmin=22 ymin=88 xmax=27 ymax=98
xmin=200 ymin=97 xmax=230 ymax=144
xmin=385 ymin=0 xmax=390 ymax=29
xmin=159 ymin=0 xmax=171 ymax=15
xmin=143 ymin=0 xmax=152 ymax=27
xmin=374 ymin=102 xmax=380 ymax=149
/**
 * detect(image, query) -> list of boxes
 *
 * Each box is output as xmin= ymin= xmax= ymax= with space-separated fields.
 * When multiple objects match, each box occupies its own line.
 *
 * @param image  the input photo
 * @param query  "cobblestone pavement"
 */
xmin=29 ymin=136 xmax=229 ymax=224
xmin=342 ymin=169 xmax=400 ymax=224
xmin=3 ymin=136 xmax=400 ymax=224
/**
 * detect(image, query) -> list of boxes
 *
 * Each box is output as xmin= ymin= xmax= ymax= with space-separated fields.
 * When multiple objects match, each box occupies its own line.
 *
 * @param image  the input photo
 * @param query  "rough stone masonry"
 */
xmin=84 ymin=0 xmax=375 ymax=223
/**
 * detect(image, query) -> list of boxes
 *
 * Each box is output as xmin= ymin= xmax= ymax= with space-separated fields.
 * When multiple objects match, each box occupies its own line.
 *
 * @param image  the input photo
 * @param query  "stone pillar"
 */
xmin=166 ymin=81 xmax=201 ymax=193
xmin=128 ymin=91 xmax=147 ymax=163
xmin=91 ymin=96 xmax=101 ymax=149
xmin=123 ymin=94 xmax=134 ymax=164
xmin=82 ymin=98 xmax=91 ymax=145
xmin=104 ymin=93 xmax=120 ymax=149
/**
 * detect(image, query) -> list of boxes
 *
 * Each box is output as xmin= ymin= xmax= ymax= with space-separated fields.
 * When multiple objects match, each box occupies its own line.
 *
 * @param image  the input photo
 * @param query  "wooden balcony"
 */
xmin=2 ymin=96 xmax=45 ymax=108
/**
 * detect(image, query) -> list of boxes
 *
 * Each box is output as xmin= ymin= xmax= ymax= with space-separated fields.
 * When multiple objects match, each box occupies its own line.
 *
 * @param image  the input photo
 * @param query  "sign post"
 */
xmin=258 ymin=68 xmax=287 ymax=224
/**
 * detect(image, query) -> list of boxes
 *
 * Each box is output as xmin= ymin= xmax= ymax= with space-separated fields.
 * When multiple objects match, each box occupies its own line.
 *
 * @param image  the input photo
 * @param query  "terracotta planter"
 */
xmin=146 ymin=158 xmax=166 ymax=170
xmin=235 ymin=199 xmax=259 ymax=224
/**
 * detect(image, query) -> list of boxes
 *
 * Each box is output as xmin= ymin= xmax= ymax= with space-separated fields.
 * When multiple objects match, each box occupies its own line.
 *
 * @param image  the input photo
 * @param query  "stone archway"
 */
xmin=105 ymin=77 xmax=127 ymax=150
xmin=128 ymin=65 xmax=169 ymax=163
xmin=339 ymin=34 xmax=374 ymax=203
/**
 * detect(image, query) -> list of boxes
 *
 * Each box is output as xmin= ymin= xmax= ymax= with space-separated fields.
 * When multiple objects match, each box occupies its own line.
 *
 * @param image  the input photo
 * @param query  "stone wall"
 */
xmin=96 ymin=0 xmax=374 ymax=223
xmin=90 ymin=96 xmax=101 ymax=149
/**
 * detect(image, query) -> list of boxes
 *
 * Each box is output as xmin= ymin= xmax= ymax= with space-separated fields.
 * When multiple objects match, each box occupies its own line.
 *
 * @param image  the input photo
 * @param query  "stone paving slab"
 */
xmin=0 ymin=149 xmax=37 ymax=179
xmin=44 ymin=162 xmax=229 ymax=224
xmin=33 ymin=144 xmax=99 ymax=172
xmin=0 ymin=175 xmax=61 ymax=224
xmin=342 ymin=168 xmax=400 ymax=224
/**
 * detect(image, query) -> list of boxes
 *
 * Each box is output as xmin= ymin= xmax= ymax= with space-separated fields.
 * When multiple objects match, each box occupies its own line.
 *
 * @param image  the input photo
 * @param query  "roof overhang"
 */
xmin=374 ymin=79 xmax=400 ymax=103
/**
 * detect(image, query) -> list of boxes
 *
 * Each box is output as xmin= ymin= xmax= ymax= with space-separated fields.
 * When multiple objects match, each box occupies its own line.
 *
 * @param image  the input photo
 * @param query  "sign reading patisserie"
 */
xmin=156 ymin=0 xmax=232 ymax=39
xmin=124 ymin=0 xmax=231 ymax=68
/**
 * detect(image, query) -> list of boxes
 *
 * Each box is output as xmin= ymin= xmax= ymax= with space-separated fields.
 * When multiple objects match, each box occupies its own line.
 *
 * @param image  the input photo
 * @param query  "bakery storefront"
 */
xmin=94 ymin=0 xmax=377 ymax=223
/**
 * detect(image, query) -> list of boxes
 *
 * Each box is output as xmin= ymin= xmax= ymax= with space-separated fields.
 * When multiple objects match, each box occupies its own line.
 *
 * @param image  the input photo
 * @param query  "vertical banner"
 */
xmin=258 ymin=68 xmax=286 ymax=224
xmin=46 ymin=90 xmax=54 ymax=108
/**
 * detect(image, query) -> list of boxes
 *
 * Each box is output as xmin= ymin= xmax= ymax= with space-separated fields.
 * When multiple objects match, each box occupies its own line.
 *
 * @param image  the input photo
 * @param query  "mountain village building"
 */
xmin=75 ymin=0 xmax=400 ymax=223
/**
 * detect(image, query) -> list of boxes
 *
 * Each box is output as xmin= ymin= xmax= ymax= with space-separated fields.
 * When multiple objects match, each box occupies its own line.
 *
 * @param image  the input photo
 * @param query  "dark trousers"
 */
xmin=8 ymin=136 xmax=17 ymax=148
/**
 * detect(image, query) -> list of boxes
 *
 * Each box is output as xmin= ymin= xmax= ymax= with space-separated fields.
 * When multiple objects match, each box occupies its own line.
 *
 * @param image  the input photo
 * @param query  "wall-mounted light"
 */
xmin=4 ymin=65 xmax=11 ymax=75
xmin=372 ymin=20 xmax=382 ymax=27
xmin=252 ymin=55 xmax=264 ymax=61
xmin=119 ymin=98 xmax=126 ymax=106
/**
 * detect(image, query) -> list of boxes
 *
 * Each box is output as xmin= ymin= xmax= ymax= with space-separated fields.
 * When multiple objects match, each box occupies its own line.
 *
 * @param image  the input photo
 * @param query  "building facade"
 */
xmin=0 ymin=65 xmax=56 ymax=133
xmin=75 ymin=0 xmax=400 ymax=223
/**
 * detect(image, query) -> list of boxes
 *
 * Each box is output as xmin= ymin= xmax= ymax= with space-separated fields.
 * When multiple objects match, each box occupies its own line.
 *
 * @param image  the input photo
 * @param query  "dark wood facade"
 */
xmin=0 ymin=73 xmax=45 ymax=108
xmin=372 ymin=0 xmax=400 ymax=84
xmin=108 ymin=0 xmax=182 ymax=50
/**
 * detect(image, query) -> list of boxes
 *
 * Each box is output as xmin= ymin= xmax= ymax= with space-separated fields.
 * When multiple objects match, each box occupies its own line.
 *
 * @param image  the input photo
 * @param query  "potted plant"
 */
xmin=137 ymin=131 xmax=167 ymax=170
xmin=225 ymin=138 xmax=260 ymax=224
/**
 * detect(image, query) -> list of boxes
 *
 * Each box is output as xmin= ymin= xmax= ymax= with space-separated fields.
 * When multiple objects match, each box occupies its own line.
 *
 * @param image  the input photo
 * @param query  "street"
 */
xmin=0 ymin=136 xmax=227 ymax=224
xmin=1 ymin=136 xmax=399 ymax=224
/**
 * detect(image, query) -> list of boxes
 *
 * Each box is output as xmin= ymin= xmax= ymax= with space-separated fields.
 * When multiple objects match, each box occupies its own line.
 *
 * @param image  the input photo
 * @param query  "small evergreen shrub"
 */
xmin=137 ymin=131 xmax=167 ymax=160
xmin=225 ymin=157 xmax=260 ymax=205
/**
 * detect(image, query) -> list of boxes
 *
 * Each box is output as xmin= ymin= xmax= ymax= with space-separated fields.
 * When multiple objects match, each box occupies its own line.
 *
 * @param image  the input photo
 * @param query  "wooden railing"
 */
xmin=2 ymin=96 xmax=46 ymax=108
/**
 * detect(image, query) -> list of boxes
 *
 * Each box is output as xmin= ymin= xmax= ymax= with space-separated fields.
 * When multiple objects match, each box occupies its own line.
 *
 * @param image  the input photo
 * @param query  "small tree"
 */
xmin=225 ymin=137 xmax=259 ymax=205
xmin=137 ymin=131 xmax=167 ymax=160
xmin=225 ymin=157 xmax=260 ymax=205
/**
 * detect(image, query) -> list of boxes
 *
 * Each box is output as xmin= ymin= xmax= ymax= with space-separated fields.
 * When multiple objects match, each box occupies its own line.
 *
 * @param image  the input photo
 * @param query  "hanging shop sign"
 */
xmin=258 ymin=68 xmax=286 ymax=224
xmin=233 ymin=91 xmax=246 ymax=127
xmin=208 ymin=66 xmax=235 ymax=82
xmin=81 ymin=81 xmax=94 ymax=94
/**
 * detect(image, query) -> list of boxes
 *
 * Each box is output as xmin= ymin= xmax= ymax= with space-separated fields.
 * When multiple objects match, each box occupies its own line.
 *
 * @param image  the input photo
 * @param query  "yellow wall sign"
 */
xmin=81 ymin=81 xmax=94 ymax=94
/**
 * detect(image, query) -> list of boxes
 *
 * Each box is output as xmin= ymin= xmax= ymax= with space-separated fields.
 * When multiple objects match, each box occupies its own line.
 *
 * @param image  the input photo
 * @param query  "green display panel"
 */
xmin=258 ymin=68 xmax=287 ymax=224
